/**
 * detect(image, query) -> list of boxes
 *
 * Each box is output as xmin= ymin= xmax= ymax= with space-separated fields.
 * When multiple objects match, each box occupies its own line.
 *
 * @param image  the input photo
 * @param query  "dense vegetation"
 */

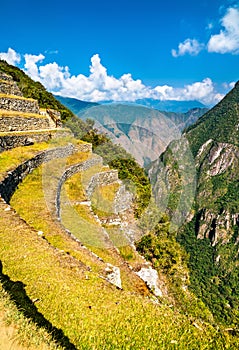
xmin=186 ymin=81 xmax=239 ymax=156
xmin=65 ymin=117 xmax=151 ymax=217
xmin=0 ymin=59 xmax=74 ymax=120
xmin=149 ymin=80 xmax=239 ymax=329
xmin=136 ymin=214 xmax=188 ymax=279
xmin=178 ymin=219 xmax=239 ymax=327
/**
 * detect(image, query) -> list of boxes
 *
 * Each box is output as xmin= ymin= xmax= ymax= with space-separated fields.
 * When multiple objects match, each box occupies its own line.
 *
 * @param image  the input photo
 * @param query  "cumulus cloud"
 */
xmin=24 ymin=53 xmax=45 ymax=81
xmin=172 ymin=39 xmax=204 ymax=57
xmin=208 ymin=7 xmax=239 ymax=54
xmin=172 ymin=6 xmax=239 ymax=57
xmin=0 ymin=48 xmax=225 ymax=105
xmin=154 ymin=78 xmax=223 ymax=105
xmin=0 ymin=47 xmax=21 ymax=65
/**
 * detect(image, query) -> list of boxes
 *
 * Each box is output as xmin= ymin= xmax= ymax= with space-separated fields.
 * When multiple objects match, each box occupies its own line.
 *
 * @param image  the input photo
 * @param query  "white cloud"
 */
xmin=39 ymin=62 xmax=70 ymax=90
xmin=0 ymin=48 xmax=21 ymax=65
xmin=229 ymin=81 xmax=236 ymax=89
xmin=172 ymin=6 xmax=239 ymax=56
xmin=154 ymin=78 xmax=223 ymax=105
xmin=208 ymin=7 xmax=239 ymax=54
xmin=0 ymin=48 xmax=225 ymax=105
xmin=223 ymin=81 xmax=236 ymax=90
xmin=24 ymin=53 xmax=45 ymax=81
xmin=172 ymin=39 xmax=204 ymax=57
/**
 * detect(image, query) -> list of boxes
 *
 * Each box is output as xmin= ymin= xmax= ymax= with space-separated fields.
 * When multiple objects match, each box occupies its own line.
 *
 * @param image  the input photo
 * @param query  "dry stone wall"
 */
xmin=0 ymin=115 xmax=50 ymax=132
xmin=86 ymin=170 xmax=119 ymax=198
xmin=0 ymin=96 xmax=40 ymax=114
xmin=0 ymin=129 xmax=72 ymax=151
xmin=113 ymin=184 xmax=133 ymax=214
xmin=56 ymin=155 xmax=103 ymax=218
xmin=0 ymin=73 xmax=13 ymax=81
xmin=0 ymin=80 xmax=23 ymax=96
xmin=0 ymin=144 xmax=77 ymax=204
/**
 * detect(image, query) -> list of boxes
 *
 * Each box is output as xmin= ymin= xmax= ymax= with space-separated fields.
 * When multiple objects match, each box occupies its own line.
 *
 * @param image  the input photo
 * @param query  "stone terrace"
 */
xmin=0 ymin=72 xmax=70 ymax=149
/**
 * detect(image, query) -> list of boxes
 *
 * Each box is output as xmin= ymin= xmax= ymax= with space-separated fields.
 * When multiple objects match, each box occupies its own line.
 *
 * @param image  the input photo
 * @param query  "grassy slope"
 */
xmin=1 ymin=198 xmax=236 ymax=349
xmin=186 ymin=81 xmax=239 ymax=156
xmin=1 ymin=143 xmax=238 ymax=348
xmin=0 ymin=56 xmax=238 ymax=347
xmin=0 ymin=283 xmax=62 ymax=350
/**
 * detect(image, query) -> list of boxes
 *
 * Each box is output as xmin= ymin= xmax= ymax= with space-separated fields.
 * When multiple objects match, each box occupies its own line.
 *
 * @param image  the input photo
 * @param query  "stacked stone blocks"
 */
xmin=0 ymin=72 xmax=70 ymax=149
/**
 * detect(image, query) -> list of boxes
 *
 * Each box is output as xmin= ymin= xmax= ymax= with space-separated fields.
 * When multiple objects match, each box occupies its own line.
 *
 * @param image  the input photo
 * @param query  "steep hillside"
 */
xmin=148 ymin=80 xmax=239 ymax=327
xmin=73 ymin=103 xmax=206 ymax=166
xmin=54 ymin=95 xmax=99 ymax=114
xmin=1 ymin=137 xmax=236 ymax=349
xmin=0 ymin=60 xmax=73 ymax=120
xmin=1 ymin=61 xmax=239 ymax=348
xmin=186 ymin=81 xmax=239 ymax=156
xmin=134 ymin=98 xmax=207 ymax=113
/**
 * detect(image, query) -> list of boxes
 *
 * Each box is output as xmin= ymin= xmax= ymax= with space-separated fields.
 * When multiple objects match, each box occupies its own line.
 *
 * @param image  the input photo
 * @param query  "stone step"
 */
xmin=0 ymin=113 xmax=50 ymax=132
xmin=0 ymin=128 xmax=73 ymax=150
xmin=0 ymin=94 xmax=39 ymax=114
xmin=0 ymin=78 xmax=23 ymax=96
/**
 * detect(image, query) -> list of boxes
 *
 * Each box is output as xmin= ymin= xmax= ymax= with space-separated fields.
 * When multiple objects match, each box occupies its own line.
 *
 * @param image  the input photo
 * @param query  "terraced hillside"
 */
xmin=0 ymin=62 xmax=238 ymax=349
xmin=2 ymin=136 xmax=239 ymax=349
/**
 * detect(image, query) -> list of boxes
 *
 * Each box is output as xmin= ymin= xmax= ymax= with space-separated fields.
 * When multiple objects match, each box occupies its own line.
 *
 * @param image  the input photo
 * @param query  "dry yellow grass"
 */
xmin=1 ymin=138 xmax=239 ymax=349
xmin=0 ymin=109 xmax=47 ymax=118
xmin=0 ymin=93 xmax=35 ymax=101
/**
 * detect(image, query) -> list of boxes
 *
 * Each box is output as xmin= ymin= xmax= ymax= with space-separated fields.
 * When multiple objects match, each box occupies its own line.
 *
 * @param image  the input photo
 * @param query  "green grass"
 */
xmin=10 ymin=165 xmax=107 ymax=274
xmin=0 ymin=142 xmax=50 ymax=181
xmin=0 ymin=136 xmax=86 ymax=182
xmin=0 ymin=283 xmax=63 ymax=350
xmin=1 ymin=196 xmax=238 ymax=349
xmin=1 ymin=134 xmax=239 ymax=348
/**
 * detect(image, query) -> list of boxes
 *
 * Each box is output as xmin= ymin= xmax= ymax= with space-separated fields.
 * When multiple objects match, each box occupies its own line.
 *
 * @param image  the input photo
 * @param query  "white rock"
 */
xmin=105 ymin=263 xmax=122 ymax=289
xmin=136 ymin=267 xmax=163 ymax=297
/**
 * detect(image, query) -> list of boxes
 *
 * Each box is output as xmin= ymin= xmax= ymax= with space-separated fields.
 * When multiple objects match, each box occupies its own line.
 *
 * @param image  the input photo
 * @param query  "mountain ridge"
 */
xmin=0 ymin=60 xmax=238 ymax=348
xmin=148 ymin=79 xmax=239 ymax=326
xmin=58 ymin=99 xmax=207 ymax=166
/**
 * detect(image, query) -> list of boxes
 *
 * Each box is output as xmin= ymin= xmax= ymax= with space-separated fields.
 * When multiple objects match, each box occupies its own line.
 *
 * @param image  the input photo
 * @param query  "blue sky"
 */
xmin=0 ymin=0 xmax=239 ymax=105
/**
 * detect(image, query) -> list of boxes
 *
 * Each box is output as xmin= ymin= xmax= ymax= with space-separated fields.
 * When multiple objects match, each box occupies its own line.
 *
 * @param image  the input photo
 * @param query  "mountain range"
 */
xmin=148 ymin=80 xmax=239 ymax=326
xmin=1 ymin=59 xmax=239 ymax=348
xmin=55 ymin=95 xmax=207 ymax=166
xmin=55 ymin=94 xmax=208 ymax=114
xmin=127 ymin=98 xmax=207 ymax=113
xmin=54 ymin=77 xmax=239 ymax=326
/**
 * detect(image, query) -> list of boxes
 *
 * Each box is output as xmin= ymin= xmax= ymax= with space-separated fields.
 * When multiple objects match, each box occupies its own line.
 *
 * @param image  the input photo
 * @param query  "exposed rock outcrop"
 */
xmin=105 ymin=263 xmax=122 ymax=289
xmin=136 ymin=266 xmax=163 ymax=297
xmin=194 ymin=141 xmax=239 ymax=245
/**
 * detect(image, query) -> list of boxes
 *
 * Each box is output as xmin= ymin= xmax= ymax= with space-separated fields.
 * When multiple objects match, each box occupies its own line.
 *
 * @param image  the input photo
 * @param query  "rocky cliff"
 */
xmin=148 ymin=80 xmax=239 ymax=325
xmin=76 ymin=103 xmax=206 ymax=167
